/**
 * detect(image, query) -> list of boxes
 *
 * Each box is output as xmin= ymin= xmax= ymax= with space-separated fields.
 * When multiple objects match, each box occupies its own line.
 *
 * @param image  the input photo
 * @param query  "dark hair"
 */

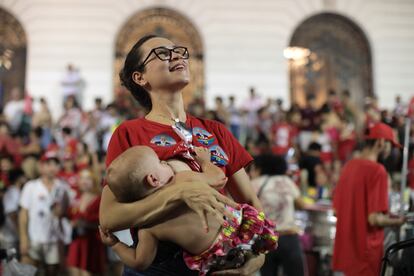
xmin=342 ymin=89 xmax=351 ymax=97
xmin=62 ymin=127 xmax=72 ymax=135
xmin=0 ymin=154 xmax=14 ymax=162
xmin=8 ymin=168 xmax=25 ymax=184
xmin=33 ymin=126 xmax=43 ymax=138
xmin=308 ymin=142 xmax=322 ymax=152
xmin=362 ymin=139 xmax=377 ymax=149
xmin=119 ymin=34 xmax=158 ymax=111
xmin=306 ymin=94 xmax=316 ymax=101
xmin=362 ymin=127 xmax=379 ymax=148
xmin=254 ymin=154 xmax=287 ymax=176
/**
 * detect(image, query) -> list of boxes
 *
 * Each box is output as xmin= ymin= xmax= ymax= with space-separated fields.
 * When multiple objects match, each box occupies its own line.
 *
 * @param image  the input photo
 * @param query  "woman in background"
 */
xmin=251 ymin=153 xmax=307 ymax=276
xmin=67 ymin=168 xmax=105 ymax=276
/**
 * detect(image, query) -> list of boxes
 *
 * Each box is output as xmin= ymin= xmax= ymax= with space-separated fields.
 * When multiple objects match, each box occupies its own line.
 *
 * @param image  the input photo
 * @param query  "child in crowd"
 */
xmin=66 ymin=168 xmax=105 ymax=276
xmin=99 ymin=146 xmax=277 ymax=275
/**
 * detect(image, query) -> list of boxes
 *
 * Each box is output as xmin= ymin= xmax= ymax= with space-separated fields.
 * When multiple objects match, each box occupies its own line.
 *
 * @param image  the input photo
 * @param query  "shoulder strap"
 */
xmin=257 ymin=176 xmax=271 ymax=199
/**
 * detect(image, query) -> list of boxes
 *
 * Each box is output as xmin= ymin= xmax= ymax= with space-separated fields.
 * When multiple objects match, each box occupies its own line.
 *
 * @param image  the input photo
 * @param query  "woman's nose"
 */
xmin=170 ymin=51 xmax=182 ymax=61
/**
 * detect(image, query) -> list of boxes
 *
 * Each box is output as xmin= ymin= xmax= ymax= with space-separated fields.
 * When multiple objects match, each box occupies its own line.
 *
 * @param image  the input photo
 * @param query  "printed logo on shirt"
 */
xmin=150 ymin=134 xmax=177 ymax=147
xmin=193 ymin=127 xmax=215 ymax=146
xmin=209 ymin=145 xmax=229 ymax=166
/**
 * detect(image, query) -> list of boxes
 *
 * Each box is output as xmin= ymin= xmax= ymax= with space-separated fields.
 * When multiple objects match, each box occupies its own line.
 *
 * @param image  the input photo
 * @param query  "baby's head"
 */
xmin=107 ymin=146 xmax=174 ymax=203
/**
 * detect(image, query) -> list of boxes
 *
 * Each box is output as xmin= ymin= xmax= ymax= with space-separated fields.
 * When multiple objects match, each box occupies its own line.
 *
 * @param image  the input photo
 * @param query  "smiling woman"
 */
xmin=113 ymin=8 xmax=205 ymax=107
xmin=99 ymin=35 xmax=267 ymax=276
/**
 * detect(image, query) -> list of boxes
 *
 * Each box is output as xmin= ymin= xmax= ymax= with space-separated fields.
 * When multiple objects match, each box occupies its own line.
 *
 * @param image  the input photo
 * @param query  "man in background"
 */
xmin=332 ymin=122 xmax=406 ymax=276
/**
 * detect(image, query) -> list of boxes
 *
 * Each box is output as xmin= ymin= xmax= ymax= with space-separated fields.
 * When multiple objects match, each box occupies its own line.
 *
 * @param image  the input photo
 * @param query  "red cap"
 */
xmin=40 ymin=150 xmax=60 ymax=162
xmin=365 ymin=122 xmax=402 ymax=148
xmin=62 ymin=152 xmax=75 ymax=161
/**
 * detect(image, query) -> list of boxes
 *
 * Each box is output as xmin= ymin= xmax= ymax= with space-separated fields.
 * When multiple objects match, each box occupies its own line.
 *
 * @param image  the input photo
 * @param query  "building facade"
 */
xmin=1 ymin=0 xmax=414 ymax=116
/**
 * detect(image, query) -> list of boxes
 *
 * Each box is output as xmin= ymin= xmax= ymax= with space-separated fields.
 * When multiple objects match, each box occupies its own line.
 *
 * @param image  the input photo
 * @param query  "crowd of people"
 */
xmin=0 ymin=36 xmax=413 ymax=275
xmin=204 ymin=88 xmax=414 ymax=197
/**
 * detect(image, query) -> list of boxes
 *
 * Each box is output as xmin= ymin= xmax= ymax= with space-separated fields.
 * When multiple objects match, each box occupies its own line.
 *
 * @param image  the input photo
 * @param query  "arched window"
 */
xmin=288 ymin=13 xmax=373 ymax=108
xmin=114 ymin=7 xmax=204 ymax=107
xmin=0 ymin=8 xmax=27 ymax=108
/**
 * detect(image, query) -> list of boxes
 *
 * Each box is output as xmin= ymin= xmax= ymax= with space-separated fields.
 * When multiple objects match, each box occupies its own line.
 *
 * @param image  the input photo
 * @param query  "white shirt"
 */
xmin=61 ymin=71 xmax=81 ymax=97
xmin=20 ymin=178 xmax=70 ymax=243
xmin=3 ymin=100 xmax=25 ymax=131
xmin=1 ymin=186 xmax=21 ymax=245
xmin=240 ymin=96 xmax=264 ymax=127
xmin=3 ymin=186 xmax=20 ymax=214
xmin=252 ymin=175 xmax=300 ymax=232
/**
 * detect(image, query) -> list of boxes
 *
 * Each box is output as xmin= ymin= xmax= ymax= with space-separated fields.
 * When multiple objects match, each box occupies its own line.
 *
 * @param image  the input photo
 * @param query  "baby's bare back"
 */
xmin=147 ymin=164 xmax=223 ymax=255
xmin=147 ymin=204 xmax=222 ymax=255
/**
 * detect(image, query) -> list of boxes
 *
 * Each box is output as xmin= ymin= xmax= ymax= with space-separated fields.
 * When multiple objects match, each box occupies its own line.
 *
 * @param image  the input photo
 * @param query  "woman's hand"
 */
xmin=178 ymin=181 xmax=239 ymax=232
xmin=211 ymin=254 xmax=265 ymax=276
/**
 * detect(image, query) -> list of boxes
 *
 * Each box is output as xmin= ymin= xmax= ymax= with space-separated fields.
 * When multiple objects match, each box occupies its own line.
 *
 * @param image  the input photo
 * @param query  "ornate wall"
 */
xmin=0 ymin=8 xmax=26 ymax=107
xmin=0 ymin=0 xmax=413 ymax=116
xmin=289 ymin=13 xmax=372 ymax=108
xmin=114 ymin=7 xmax=204 ymax=106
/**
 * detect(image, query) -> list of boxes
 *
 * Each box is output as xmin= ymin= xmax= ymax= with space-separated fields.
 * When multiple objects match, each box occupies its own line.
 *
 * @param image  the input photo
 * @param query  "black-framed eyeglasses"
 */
xmin=139 ymin=46 xmax=189 ymax=69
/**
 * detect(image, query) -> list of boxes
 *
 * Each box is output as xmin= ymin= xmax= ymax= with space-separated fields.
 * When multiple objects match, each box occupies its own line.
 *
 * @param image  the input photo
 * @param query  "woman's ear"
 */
xmin=146 ymin=174 xmax=160 ymax=188
xmin=132 ymin=71 xmax=147 ymax=87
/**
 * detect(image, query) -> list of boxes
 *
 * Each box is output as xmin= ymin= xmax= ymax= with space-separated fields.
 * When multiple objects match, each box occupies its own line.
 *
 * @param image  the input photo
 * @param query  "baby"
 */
xmin=100 ymin=146 xmax=278 ymax=275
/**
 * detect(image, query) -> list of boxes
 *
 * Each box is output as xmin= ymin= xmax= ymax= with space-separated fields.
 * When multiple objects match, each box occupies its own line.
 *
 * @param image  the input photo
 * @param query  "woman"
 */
xmin=99 ymin=35 xmax=265 ymax=275
xmin=251 ymin=154 xmax=306 ymax=276
xmin=67 ymin=168 xmax=105 ymax=276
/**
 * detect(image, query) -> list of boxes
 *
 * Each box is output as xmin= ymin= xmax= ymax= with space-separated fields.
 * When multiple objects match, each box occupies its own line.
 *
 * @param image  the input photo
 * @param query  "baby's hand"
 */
xmin=193 ymin=147 xmax=211 ymax=164
xmin=99 ymin=226 xmax=119 ymax=247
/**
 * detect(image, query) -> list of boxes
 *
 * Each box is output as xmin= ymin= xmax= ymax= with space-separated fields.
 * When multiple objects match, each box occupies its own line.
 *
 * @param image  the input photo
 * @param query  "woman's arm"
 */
xmin=99 ymin=180 xmax=239 ymax=232
xmin=214 ymin=167 xmax=265 ymax=275
xmin=225 ymin=168 xmax=263 ymax=211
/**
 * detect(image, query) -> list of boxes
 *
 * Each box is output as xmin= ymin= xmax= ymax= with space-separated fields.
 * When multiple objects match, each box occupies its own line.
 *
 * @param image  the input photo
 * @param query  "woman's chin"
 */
xmin=171 ymin=79 xmax=190 ymax=90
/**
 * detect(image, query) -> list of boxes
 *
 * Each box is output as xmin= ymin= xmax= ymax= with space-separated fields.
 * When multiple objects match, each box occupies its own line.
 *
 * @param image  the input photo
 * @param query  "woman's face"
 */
xmin=138 ymin=37 xmax=190 ymax=92
xmin=78 ymin=169 xmax=94 ymax=192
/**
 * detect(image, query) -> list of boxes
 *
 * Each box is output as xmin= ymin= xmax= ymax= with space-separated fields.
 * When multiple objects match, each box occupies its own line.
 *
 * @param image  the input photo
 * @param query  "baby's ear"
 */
xmin=146 ymin=174 xmax=160 ymax=188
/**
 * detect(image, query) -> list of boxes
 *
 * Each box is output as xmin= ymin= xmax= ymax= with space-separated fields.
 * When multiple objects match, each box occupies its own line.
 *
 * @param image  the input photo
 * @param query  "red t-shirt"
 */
xmin=106 ymin=115 xmax=252 ymax=176
xmin=332 ymin=159 xmax=388 ymax=276
xmin=270 ymin=122 xmax=298 ymax=155
xmin=105 ymin=115 xmax=253 ymax=243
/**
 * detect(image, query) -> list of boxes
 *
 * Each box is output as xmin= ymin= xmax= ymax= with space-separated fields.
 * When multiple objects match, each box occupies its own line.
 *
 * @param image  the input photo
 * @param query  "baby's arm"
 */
xmin=99 ymin=227 xmax=158 ymax=271
xmin=167 ymin=147 xmax=227 ymax=190
xmin=193 ymin=147 xmax=227 ymax=189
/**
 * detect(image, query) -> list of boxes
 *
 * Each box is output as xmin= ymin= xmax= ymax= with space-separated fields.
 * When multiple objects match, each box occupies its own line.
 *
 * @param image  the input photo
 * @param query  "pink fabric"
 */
xmin=183 ymin=204 xmax=278 ymax=275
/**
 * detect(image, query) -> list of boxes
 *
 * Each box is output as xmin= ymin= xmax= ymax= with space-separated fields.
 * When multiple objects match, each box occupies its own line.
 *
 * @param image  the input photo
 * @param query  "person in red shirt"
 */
xmin=408 ymin=149 xmax=414 ymax=190
xmin=270 ymin=112 xmax=298 ymax=156
xmin=67 ymin=168 xmax=105 ymax=276
xmin=99 ymin=35 xmax=264 ymax=275
xmin=332 ymin=122 xmax=406 ymax=276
